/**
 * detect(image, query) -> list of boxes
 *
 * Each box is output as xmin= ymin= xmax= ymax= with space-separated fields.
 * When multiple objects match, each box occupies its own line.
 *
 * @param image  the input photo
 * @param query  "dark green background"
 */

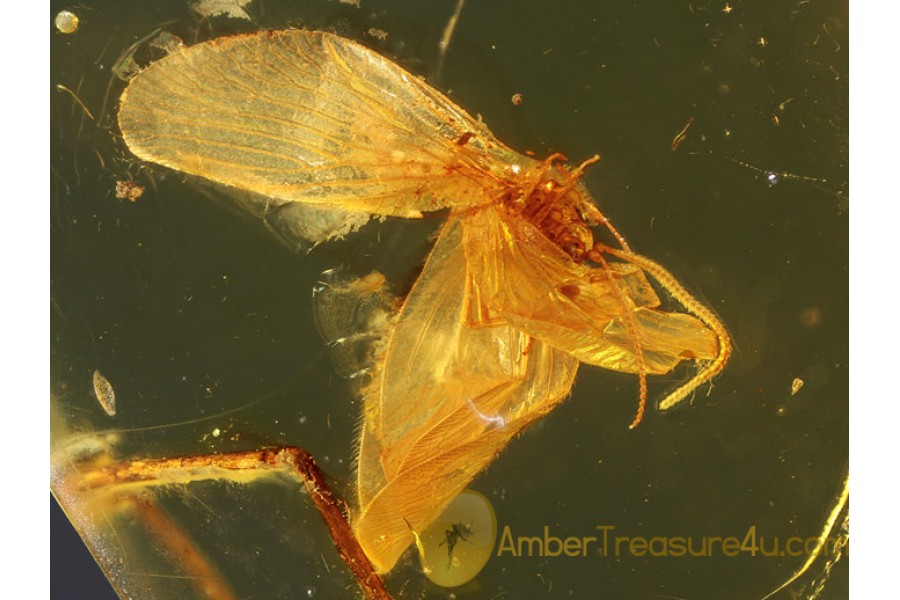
xmin=51 ymin=1 xmax=848 ymax=598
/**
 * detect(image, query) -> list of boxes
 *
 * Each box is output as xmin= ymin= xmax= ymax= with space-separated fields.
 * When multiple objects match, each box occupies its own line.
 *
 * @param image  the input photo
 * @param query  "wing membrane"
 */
xmin=118 ymin=30 xmax=536 ymax=218
xmin=462 ymin=205 xmax=719 ymax=374
xmin=354 ymin=217 xmax=578 ymax=572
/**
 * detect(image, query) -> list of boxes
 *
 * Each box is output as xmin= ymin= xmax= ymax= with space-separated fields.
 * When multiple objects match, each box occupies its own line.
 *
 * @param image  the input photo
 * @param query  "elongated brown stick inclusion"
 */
xmin=130 ymin=496 xmax=239 ymax=600
xmin=80 ymin=447 xmax=391 ymax=600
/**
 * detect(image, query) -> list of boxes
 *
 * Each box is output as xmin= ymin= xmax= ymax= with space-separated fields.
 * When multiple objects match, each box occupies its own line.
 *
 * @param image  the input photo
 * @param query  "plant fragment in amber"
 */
xmin=118 ymin=29 xmax=730 ymax=573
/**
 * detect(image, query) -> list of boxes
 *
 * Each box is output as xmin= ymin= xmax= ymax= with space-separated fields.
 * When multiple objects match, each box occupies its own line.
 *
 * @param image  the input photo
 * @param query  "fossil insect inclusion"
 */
xmin=117 ymin=29 xmax=731 ymax=574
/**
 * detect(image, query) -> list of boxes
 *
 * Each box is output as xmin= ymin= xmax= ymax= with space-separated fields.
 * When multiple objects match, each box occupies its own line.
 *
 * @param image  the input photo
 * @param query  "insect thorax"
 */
xmin=506 ymin=168 xmax=596 ymax=263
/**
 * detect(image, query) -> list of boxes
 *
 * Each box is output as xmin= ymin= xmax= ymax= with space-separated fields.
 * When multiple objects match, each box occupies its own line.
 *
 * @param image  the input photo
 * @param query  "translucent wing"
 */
xmin=118 ymin=30 xmax=536 ymax=219
xmin=353 ymin=217 xmax=579 ymax=572
xmin=462 ymin=205 xmax=720 ymax=375
xmin=312 ymin=270 xmax=396 ymax=379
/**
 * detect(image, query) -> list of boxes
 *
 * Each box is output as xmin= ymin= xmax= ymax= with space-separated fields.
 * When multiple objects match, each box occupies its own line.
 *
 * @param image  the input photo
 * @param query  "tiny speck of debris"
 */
xmin=212 ymin=427 xmax=221 ymax=437
xmin=113 ymin=55 xmax=141 ymax=82
xmin=190 ymin=0 xmax=253 ymax=20
xmin=93 ymin=370 xmax=116 ymax=417
xmin=670 ymin=116 xmax=694 ymax=151
xmin=116 ymin=180 xmax=144 ymax=201
xmin=55 ymin=10 xmax=79 ymax=34
xmin=150 ymin=31 xmax=185 ymax=54
xmin=800 ymin=306 xmax=822 ymax=327
xmin=367 ymin=27 xmax=388 ymax=41
xmin=511 ymin=93 xmax=523 ymax=106
xmin=791 ymin=378 xmax=804 ymax=396
xmin=337 ymin=0 xmax=361 ymax=7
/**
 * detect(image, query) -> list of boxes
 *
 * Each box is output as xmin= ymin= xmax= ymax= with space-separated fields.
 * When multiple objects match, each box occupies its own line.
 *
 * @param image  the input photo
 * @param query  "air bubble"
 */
xmin=55 ymin=10 xmax=79 ymax=34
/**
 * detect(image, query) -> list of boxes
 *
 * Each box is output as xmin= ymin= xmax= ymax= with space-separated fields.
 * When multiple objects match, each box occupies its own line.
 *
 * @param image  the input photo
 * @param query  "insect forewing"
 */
xmin=118 ymin=30 xmax=534 ymax=220
xmin=354 ymin=217 xmax=578 ymax=572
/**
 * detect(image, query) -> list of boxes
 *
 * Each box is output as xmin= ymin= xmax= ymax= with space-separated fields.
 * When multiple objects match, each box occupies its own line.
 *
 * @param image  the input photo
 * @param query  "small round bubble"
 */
xmin=418 ymin=490 xmax=497 ymax=587
xmin=55 ymin=10 xmax=79 ymax=34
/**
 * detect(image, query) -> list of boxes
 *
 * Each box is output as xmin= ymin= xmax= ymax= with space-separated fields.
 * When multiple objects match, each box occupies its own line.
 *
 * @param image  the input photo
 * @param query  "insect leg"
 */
xmin=553 ymin=154 xmax=601 ymax=198
xmin=586 ymin=245 xmax=649 ymax=429
xmin=603 ymin=246 xmax=732 ymax=411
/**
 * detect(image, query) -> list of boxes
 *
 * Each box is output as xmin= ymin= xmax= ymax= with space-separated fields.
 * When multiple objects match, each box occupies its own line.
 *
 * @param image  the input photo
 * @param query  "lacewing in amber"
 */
xmin=118 ymin=30 xmax=731 ymax=573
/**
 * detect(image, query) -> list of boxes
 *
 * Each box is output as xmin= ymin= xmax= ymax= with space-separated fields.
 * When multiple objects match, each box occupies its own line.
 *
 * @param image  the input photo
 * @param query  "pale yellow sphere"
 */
xmin=55 ymin=10 xmax=79 ymax=34
xmin=418 ymin=490 xmax=497 ymax=587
